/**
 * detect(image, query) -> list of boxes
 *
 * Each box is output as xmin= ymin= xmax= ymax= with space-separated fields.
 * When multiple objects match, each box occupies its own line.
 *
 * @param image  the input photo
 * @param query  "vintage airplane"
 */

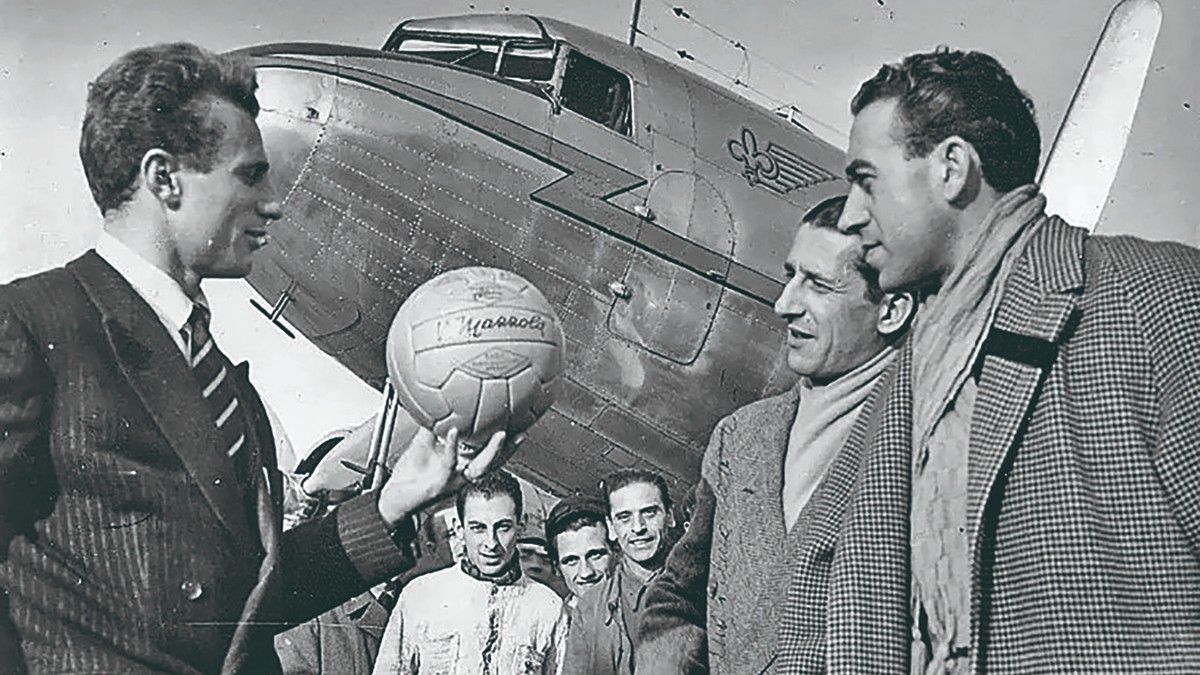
xmin=233 ymin=13 xmax=846 ymax=500
xmin=231 ymin=1 xmax=1160 ymax=503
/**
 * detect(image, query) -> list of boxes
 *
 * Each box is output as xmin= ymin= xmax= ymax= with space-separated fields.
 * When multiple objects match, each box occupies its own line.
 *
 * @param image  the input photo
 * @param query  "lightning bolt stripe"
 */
xmin=238 ymin=44 xmax=787 ymax=305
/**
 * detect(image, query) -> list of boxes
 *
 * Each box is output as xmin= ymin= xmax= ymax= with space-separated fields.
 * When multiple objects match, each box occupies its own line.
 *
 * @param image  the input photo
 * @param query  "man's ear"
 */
xmin=932 ymin=136 xmax=979 ymax=207
xmin=140 ymin=149 xmax=181 ymax=209
xmin=606 ymin=517 xmax=617 ymax=542
xmin=666 ymin=509 xmax=677 ymax=529
xmin=877 ymin=291 xmax=916 ymax=338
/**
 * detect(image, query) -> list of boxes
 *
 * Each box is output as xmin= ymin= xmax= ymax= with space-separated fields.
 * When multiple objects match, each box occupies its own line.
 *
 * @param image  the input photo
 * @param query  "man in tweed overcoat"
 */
xmin=775 ymin=47 xmax=1200 ymax=672
xmin=637 ymin=197 xmax=916 ymax=674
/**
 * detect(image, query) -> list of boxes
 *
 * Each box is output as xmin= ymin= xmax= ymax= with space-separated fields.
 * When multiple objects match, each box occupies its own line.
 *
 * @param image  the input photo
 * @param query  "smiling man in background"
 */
xmin=372 ymin=470 xmax=562 ymax=674
xmin=561 ymin=468 xmax=674 ymax=675
xmin=546 ymin=495 xmax=613 ymax=607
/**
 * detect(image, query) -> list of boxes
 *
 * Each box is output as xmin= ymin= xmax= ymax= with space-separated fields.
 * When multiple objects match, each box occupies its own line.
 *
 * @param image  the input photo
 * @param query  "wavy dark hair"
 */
xmin=80 ymin=42 xmax=259 ymax=214
xmin=456 ymin=469 xmax=524 ymax=520
xmin=851 ymin=47 xmax=1040 ymax=193
xmin=601 ymin=468 xmax=672 ymax=516
xmin=800 ymin=195 xmax=884 ymax=303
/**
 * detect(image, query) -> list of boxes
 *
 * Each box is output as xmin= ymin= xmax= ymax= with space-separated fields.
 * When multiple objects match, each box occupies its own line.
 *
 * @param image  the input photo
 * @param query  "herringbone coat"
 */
xmin=777 ymin=220 xmax=1200 ymax=672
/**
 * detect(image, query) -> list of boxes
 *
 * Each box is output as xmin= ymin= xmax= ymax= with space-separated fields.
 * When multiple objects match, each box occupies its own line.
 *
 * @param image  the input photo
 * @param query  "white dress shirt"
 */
xmin=94 ymin=231 xmax=203 ymax=357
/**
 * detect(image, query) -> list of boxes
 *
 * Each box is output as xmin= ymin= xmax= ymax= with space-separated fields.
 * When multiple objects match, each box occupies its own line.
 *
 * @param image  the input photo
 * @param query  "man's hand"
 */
xmin=375 ymin=426 xmax=519 ymax=527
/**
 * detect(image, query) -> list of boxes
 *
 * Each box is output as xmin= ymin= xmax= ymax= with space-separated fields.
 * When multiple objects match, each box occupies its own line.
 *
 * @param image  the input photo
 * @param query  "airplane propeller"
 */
xmin=1040 ymin=0 xmax=1162 ymax=233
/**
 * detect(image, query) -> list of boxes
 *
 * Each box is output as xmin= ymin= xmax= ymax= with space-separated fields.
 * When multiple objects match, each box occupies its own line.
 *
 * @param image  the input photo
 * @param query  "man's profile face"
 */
xmin=554 ymin=523 xmax=612 ymax=598
xmin=607 ymin=482 xmax=670 ymax=566
xmin=841 ymin=98 xmax=952 ymax=292
xmin=461 ymin=494 xmax=519 ymax=576
xmin=167 ymin=97 xmax=280 ymax=281
xmin=774 ymin=224 xmax=889 ymax=381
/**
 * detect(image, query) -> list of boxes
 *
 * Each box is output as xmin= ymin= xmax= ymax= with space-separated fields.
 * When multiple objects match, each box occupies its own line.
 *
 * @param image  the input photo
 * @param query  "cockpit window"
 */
xmin=499 ymin=43 xmax=556 ymax=81
xmin=395 ymin=38 xmax=500 ymax=74
xmin=559 ymin=51 xmax=632 ymax=135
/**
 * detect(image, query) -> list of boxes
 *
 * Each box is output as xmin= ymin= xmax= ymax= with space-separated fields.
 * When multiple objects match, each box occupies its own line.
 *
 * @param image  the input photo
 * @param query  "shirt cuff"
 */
xmin=335 ymin=493 xmax=418 ymax=584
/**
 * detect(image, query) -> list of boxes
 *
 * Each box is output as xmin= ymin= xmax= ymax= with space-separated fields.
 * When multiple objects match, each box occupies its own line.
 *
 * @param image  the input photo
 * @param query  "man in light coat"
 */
xmin=637 ymin=196 xmax=916 ymax=674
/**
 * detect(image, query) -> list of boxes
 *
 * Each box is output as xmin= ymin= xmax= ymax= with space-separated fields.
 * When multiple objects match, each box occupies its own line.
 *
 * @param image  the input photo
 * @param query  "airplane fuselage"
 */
xmin=234 ymin=14 xmax=846 ymax=498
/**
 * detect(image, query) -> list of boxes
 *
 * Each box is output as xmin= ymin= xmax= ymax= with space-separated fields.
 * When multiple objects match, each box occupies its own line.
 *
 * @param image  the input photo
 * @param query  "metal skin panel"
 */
xmin=237 ymin=23 xmax=834 ymax=498
xmin=687 ymin=75 xmax=846 ymax=287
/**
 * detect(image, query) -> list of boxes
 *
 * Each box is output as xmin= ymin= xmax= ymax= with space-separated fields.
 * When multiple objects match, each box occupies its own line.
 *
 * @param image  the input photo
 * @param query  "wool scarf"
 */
xmin=909 ymin=185 xmax=1049 ymax=454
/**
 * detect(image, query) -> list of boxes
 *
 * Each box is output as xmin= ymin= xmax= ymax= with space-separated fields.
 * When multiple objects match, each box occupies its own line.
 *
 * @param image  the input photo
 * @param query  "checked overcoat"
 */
xmin=777 ymin=218 xmax=1200 ymax=672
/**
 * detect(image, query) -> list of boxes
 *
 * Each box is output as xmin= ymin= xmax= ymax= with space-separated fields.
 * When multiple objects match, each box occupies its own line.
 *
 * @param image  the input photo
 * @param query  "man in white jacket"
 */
xmin=373 ymin=470 xmax=563 ymax=674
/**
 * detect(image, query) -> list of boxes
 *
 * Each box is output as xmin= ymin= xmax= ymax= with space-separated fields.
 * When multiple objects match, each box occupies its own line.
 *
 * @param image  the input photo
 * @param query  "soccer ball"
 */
xmin=386 ymin=267 xmax=565 ymax=448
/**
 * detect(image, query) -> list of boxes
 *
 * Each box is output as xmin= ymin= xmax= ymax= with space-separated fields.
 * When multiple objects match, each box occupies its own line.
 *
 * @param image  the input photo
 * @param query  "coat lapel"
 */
xmin=221 ymin=361 xmax=285 ymax=675
xmin=748 ymin=386 xmax=797 ymax=556
xmin=966 ymin=220 xmax=1085 ymax=664
xmin=69 ymin=251 xmax=255 ymax=549
xmin=827 ymin=345 xmax=913 ymax=671
xmin=730 ymin=387 xmax=796 ymax=674
xmin=777 ymin=357 xmax=898 ymax=672
xmin=221 ymin=471 xmax=282 ymax=675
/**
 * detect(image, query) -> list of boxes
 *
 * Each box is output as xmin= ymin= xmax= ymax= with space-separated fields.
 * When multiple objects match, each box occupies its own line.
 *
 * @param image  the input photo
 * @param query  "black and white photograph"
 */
xmin=3 ymin=0 xmax=1199 ymax=672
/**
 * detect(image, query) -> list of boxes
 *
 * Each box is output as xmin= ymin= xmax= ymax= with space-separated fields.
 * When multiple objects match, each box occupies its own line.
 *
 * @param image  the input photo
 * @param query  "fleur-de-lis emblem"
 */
xmin=728 ymin=128 xmax=779 ymax=186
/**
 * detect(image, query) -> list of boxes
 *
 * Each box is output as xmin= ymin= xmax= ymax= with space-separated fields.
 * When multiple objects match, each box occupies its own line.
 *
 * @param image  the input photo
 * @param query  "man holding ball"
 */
xmin=0 ymin=42 xmax=516 ymax=674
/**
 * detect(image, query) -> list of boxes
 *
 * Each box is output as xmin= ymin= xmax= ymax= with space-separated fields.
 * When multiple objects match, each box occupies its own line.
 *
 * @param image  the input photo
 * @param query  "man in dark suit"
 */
xmin=0 ymin=42 xmax=511 ymax=674
xmin=636 ymin=196 xmax=916 ymax=674
xmin=774 ymin=48 xmax=1200 ymax=672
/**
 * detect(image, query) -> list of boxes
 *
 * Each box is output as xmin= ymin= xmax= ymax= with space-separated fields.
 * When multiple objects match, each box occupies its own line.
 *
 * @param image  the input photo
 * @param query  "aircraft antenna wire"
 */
xmin=653 ymin=0 xmax=832 ymax=97
xmin=635 ymin=29 xmax=849 ymax=143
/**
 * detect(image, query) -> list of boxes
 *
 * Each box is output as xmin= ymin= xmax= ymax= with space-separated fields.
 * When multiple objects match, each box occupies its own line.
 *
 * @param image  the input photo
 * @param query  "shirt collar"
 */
xmin=95 ymin=231 xmax=202 ymax=335
xmin=605 ymin=557 xmax=661 ymax=620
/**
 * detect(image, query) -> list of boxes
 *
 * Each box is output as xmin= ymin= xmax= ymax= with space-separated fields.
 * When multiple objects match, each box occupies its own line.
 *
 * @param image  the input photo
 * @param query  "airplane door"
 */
xmin=606 ymin=172 xmax=734 ymax=365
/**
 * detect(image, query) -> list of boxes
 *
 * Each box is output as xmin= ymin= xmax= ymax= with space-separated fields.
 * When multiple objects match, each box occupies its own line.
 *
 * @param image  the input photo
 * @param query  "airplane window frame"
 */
xmin=392 ymin=37 xmax=502 ymax=75
xmin=497 ymin=40 xmax=559 ymax=83
xmin=389 ymin=35 xmax=561 ymax=98
xmin=553 ymin=48 xmax=634 ymax=137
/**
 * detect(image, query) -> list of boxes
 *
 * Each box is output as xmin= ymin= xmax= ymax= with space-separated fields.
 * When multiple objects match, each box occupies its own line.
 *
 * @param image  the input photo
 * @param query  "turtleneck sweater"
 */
xmin=783 ymin=344 xmax=899 ymax=532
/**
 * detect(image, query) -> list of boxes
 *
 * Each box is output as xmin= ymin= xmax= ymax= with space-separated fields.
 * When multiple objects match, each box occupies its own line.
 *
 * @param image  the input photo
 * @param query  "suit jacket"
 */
xmin=0 ymin=252 xmax=417 ymax=674
xmin=777 ymin=221 xmax=1200 ymax=672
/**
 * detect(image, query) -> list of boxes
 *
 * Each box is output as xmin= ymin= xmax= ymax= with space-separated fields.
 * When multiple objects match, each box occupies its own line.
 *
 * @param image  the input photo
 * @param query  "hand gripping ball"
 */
xmin=386 ymin=267 xmax=565 ymax=448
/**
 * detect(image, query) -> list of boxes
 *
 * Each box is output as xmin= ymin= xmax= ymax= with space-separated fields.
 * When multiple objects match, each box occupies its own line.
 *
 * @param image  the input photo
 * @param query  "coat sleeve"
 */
xmin=0 ymin=298 xmax=52 ymax=675
xmin=275 ymin=495 xmax=419 ymax=623
xmin=240 ymin=373 xmax=419 ymax=627
xmin=634 ymin=477 xmax=713 ymax=675
xmin=634 ymin=416 xmax=728 ymax=675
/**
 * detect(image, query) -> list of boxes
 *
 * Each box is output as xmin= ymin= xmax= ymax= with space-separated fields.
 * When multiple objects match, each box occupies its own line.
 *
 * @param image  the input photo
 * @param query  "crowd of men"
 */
xmin=3 ymin=26 xmax=1200 ymax=675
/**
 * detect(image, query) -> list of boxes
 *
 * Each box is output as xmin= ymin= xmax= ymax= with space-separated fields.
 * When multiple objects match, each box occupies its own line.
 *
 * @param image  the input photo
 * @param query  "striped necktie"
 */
xmin=183 ymin=303 xmax=253 ymax=492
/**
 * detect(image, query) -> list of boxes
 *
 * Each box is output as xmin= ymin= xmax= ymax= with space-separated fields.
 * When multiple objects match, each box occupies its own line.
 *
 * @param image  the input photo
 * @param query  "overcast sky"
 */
xmin=3 ymin=0 xmax=1197 ymax=456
